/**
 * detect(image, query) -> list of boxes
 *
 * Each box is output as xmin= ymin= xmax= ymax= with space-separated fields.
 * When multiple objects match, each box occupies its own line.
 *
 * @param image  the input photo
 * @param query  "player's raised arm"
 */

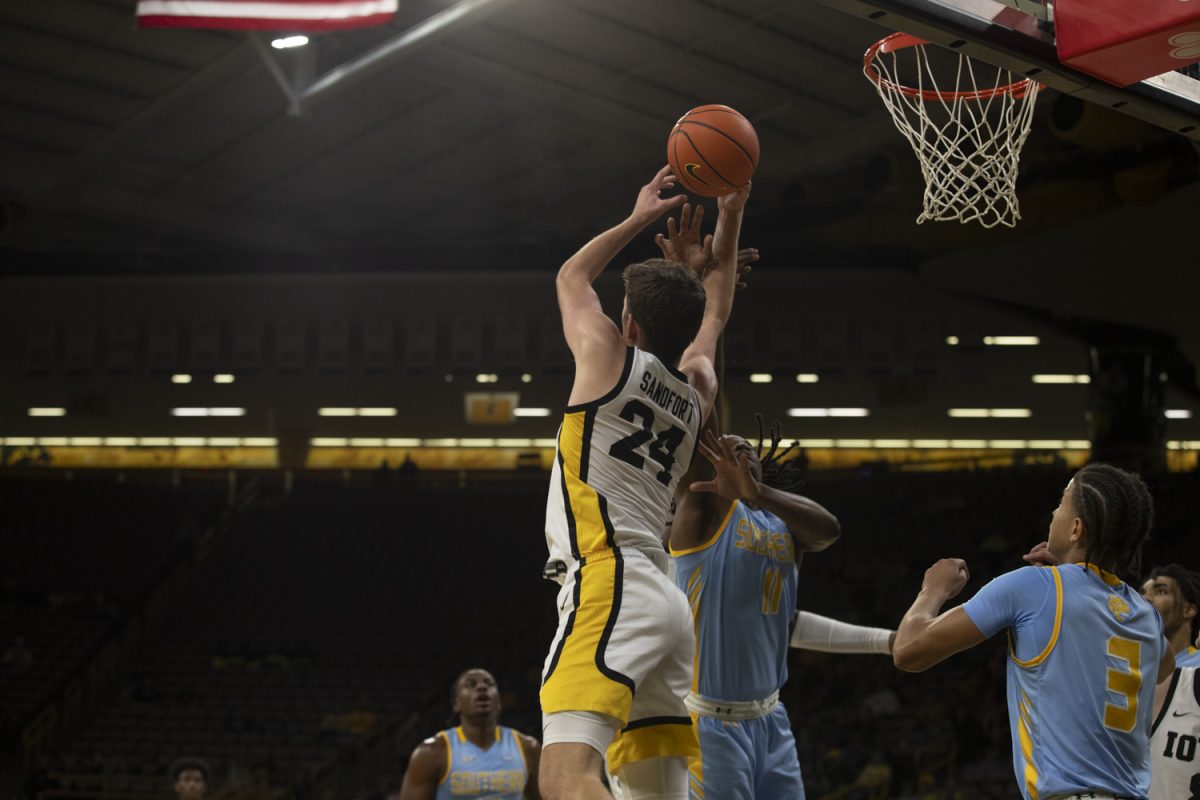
xmin=677 ymin=184 xmax=749 ymax=423
xmin=689 ymin=430 xmax=841 ymax=553
xmin=892 ymin=559 xmax=988 ymax=672
xmin=555 ymin=166 xmax=685 ymax=360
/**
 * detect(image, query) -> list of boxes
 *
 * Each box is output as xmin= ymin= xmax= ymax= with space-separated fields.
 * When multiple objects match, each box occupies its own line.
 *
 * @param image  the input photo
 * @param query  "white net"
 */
xmin=865 ymin=34 xmax=1041 ymax=228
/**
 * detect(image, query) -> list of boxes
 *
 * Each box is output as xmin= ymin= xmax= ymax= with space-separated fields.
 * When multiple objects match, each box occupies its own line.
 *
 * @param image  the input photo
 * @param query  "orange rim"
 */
xmin=864 ymin=32 xmax=1039 ymax=102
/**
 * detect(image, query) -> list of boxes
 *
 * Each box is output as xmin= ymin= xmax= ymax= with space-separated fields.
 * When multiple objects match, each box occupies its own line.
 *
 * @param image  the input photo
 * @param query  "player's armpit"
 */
xmin=893 ymin=606 xmax=987 ymax=672
xmin=399 ymin=737 xmax=447 ymax=800
xmin=677 ymin=357 xmax=719 ymax=424
xmin=1159 ymin=648 xmax=1177 ymax=686
xmin=555 ymin=278 xmax=623 ymax=360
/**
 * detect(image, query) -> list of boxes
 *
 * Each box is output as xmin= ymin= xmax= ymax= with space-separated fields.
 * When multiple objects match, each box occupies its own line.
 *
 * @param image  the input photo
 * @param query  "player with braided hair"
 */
xmin=892 ymin=463 xmax=1172 ymax=800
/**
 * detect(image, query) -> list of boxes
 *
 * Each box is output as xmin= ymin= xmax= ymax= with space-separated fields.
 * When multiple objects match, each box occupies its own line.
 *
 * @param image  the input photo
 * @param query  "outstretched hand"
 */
xmin=690 ymin=429 xmax=761 ymax=503
xmin=655 ymin=203 xmax=712 ymax=277
xmin=632 ymin=165 xmax=688 ymax=227
xmin=735 ymin=247 xmax=759 ymax=289
xmin=718 ymin=181 xmax=752 ymax=213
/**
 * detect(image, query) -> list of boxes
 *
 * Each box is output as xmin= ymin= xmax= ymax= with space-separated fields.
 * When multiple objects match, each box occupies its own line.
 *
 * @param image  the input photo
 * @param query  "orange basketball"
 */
xmin=667 ymin=105 xmax=759 ymax=198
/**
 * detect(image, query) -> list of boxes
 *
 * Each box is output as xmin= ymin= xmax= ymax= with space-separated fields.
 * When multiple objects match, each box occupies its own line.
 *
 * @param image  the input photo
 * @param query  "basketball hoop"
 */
xmin=864 ymin=33 xmax=1042 ymax=228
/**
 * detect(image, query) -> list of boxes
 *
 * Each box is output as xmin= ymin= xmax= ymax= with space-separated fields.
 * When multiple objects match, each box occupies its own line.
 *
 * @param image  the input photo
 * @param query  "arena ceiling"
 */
xmin=1 ymin=0 xmax=1198 ymax=373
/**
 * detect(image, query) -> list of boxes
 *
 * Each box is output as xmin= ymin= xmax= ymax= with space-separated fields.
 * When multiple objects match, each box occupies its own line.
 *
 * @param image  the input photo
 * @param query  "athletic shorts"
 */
xmin=689 ymin=704 xmax=804 ymax=800
xmin=541 ymin=547 xmax=699 ymax=771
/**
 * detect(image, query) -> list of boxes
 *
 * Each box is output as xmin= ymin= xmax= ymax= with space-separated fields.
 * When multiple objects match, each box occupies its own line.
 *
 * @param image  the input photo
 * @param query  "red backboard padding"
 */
xmin=1055 ymin=0 xmax=1200 ymax=87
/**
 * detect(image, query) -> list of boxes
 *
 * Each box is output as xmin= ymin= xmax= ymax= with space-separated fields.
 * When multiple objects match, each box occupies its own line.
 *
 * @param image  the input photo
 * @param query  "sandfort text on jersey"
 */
xmin=639 ymin=370 xmax=696 ymax=423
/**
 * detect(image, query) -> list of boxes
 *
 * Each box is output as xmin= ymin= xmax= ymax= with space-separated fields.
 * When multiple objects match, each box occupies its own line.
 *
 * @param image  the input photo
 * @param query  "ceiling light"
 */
xmin=27 ymin=407 xmax=67 ymax=417
xmin=349 ymin=438 xmax=385 ymax=447
xmin=171 ymin=437 xmax=206 ymax=447
xmin=1032 ymin=374 xmax=1090 ymax=384
xmin=243 ymin=438 xmax=277 ymax=447
xmin=171 ymin=374 xmax=193 ymax=384
xmin=749 ymin=373 xmax=773 ymax=384
xmin=795 ymin=373 xmax=819 ymax=383
xmin=797 ymin=438 xmax=834 ymax=447
xmin=138 ymin=437 xmax=172 ymax=447
xmin=989 ymin=439 xmax=1028 ymax=449
xmin=171 ymin=408 xmax=208 ymax=417
xmin=271 ymin=35 xmax=309 ymax=49
xmin=948 ymin=408 xmax=1031 ymax=418
xmin=984 ymin=336 xmax=1040 ymax=346
xmin=521 ymin=373 xmax=533 ymax=383
xmin=828 ymin=408 xmax=869 ymax=417
xmin=514 ymin=408 xmax=552 ymax=417
xmin=533 ymin=438 xmax=558 ymax=448
xmin=38 ymin=437 xmax=70 ymax=446
xmin=835 ymin=439 xmax=872 ymax=448
xmin=1166 ymin=409 xmax=1193 ymax=419
xmin=208 ymin=407 xmax=245 ymax=417
xmin=208 ymin=437 xmax=242 ymax=447
xmin=912 ymin=439 xmax=950 ymax=448
xmin=4 ymin=437 xmax=35 ymax=446
xmin=475 ymin=374 xmax=499 ymax=384
xmin=422 ymin=438 xmax=460 ymax=447
xmin=1028 ymin=440 xmax=1066 ymax=449
xmin=385 ymin=438 xmax=421 ymax=447
xmin=787 ymin=408 xmax=870 ymax=418
xmin=311 ymin=438 xmax=348 ymax=447
xmin=945 ymin=336 xmax=960 ymax=346
xmin=872 ymin=439 xmax=910 ymax=448
xmin=949 ymin=439 xmax=987 ymax=448
xmin=497 ymin=438 xmax=534 ymax=447
xmin=318 ymin=408 xmax=357 ymax=417
xmin=103 ymin=437 xmax=138 ymax=447
xmin=213 ymin=374 xmax=235 ymax=384
xmin=171 ymin=407 xmax=245 ymax=417
xmin=460 ymin=438 xmax=497 ymax=447
xmin=357 ymin=408 xmax=397 ymax=417
xmin=1065 ymin=440 xmax=1091 ymax=449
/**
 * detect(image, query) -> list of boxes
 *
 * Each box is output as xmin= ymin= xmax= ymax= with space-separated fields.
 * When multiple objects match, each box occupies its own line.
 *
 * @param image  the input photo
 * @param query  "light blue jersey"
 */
xmin=672 ymin=501 xmax=805 ymax=799
xmin=964 ymin=564 xmax=1166 ymax=800
xmin=672 ymin=500 xmax=798 ymax=702
xmin=1174 ymin=647 xmax=1200 ymax=668
xmin=434 ymin=725 xmax=527 ymax=800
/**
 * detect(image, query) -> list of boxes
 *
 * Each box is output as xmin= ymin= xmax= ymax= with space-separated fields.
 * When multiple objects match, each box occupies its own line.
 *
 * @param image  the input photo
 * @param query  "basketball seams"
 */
xmin=677 ymin=129 xmax=737 ymax=192
xmin=678 ymin=119 xmax=758 ymax=171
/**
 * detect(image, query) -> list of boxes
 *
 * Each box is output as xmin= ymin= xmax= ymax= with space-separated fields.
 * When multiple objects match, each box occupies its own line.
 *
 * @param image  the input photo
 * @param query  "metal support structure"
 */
xmin=296 ymin=0 xmax=521 ymax=112
xmin=249 ymin=33 xmax=301 ymax=115
xmin=814 ymin=0 xmax=1200 ymax=142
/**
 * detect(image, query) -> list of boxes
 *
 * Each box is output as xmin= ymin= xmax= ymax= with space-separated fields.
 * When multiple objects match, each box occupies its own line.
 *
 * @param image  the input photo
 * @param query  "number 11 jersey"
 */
xmin=545 ymin=347 xmax=700 ymax=565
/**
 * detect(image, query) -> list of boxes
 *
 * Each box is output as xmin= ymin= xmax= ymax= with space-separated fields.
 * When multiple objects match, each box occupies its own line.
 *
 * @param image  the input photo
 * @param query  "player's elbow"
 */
xmin=891 ymin=639 xmax=934 ymax=673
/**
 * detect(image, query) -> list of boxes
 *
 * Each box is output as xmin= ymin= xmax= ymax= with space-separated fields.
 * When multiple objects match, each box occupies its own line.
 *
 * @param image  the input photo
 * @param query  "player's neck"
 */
xmin=459 ymin=717 xmax=498 ymax=748
xmin=1169 ymin=625 xmax=1193 ymax=656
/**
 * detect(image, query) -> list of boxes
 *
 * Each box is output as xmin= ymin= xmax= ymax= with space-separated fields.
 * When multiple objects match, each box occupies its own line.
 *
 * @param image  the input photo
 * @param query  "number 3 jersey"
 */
xmin=1151 ymin=666 xmax=1200 ymax=800
xmin=962 ymin=564 xmax=1166 ymax=800
xmin=545 ymin=347 xmax=700 ymax=565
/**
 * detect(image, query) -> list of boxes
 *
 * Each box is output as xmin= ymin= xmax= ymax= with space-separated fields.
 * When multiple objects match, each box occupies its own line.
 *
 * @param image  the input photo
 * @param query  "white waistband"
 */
xmin=685 ymin=691 xmax=779 ymax=720
xmin=1045 ymin=794 xmax=1128 ymax=800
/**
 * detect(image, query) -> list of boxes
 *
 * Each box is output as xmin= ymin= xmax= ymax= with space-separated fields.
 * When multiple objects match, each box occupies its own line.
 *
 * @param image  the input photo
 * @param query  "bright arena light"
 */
xmin=271 ymin=35 xmax=309 ymax=49
xmin=1166 ymin=409 xmax=1193 ymax=419
xmin=749 ymin=373 xmax=773 ymax=384
xmin=984 ymin=336 xmax=1040 ymax=346
xmin=1032 ymin=374 xmax=1090 ymax=384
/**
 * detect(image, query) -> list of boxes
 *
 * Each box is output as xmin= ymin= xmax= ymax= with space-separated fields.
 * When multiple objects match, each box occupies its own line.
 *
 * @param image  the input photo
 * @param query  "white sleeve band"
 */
xmin=789 ymin=610 xmax=893 ymax=654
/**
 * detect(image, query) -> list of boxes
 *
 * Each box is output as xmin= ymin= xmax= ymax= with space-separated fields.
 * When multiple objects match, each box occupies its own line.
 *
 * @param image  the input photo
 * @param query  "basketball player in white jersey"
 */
xmin=538 ymin=166 xmax=748 ymax=800
xmin=1152 ymin=665 xmax=1200 ymax=799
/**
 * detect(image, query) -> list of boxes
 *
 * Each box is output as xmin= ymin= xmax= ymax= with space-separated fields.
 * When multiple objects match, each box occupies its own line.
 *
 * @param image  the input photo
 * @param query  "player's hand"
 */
xmin=1022 ymin=541 xmax=1060 ymax=567
xmin=632 ymin=165 xmax=687 ymax=227
xmin=654 ymin=202 xmax=713 ymax=277
xmin=717 ymin=181 xmax=751 ymax=213
xmin=921 ymin=558 xmax=969 ymax=600
xmin=690 ymin=430 xmax=761 ymax=503
xmin=735 ymin=247 xmax=759 ymax=290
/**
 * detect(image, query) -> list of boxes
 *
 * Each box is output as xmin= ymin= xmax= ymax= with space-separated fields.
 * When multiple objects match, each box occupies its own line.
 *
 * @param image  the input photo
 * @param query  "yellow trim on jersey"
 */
xmin=511 ymin=728 xmax=527 ymax=772
xmin=559 ymin=411 xmax=612 ymax=556
xmin=455 ymin=726 xmax=466 ymax=744
xmin=540 ymin=553 xmax=634 ymax=721
xmin=688 ymin=715 xmax=705 ymax=800
xmin=607 ymin=720 xmax=700 ymax=773
xmin=1077 ymin=562 xmax=1122 ymax=586
xmin=437 ymin=731 xmax=451 ymax=785
xmin=1010 ymin=566 xmax=1064 ymax=668
xmin=687 ymin=565 xmax=703 ymax=692
xmin=1018 ymin=693 xmax=1039 ymax=800
xmin=670 ymin=501 xmax=740 ymax=556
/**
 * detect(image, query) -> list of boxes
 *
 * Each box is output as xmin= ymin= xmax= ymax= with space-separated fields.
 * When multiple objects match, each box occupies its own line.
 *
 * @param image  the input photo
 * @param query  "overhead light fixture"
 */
xmin=749 ymin=373 xmax=773 ymax=384
xmin=171 ymin=374 xmax=193 ymax=384
xmin=349 ymin=438 xmax=385 ymax=447
xmin=984 ymin=336 xmax=1040 ymax=346
xmin=1166 ymin=409 xmax=1193 ymax=419
xmin=385 ymin=438 xmax=421 ymax=447
xmin=475 ymin=374 xmax=499 ymax=384
xmin=521 ymin=373 xmax=533 ymax=384
xmin=514 ymin=408 xmax=552 ymax=417
xmin=38 ymin=437 xmax=70 ymax=446
xmin=243 ymin=437 xmax=277 ymax=447
xmin=318 ymin=408 xmax=357 ymax=417
xmin=138 ymin=437 xmax=172 ymax=447
xmin=103 ymin=437 xmax=138 ymax=447
xmin=1032 ymin=374 xmax=1090 ymax=384
xmin=945 ymin=336 xmax=960 ymax=346
xmin=311 ymin=437 xmax=348 ymax=447
xmin=496 ymin=438 xmax=534 ymax=447
xmin=947 ymin=408 xmax=1032 ymax=418
xmin=787 ymin=408 xmax=870 ymax=418
xmin=213 ymin=374 xmax=235 ymax=384
xmin=171 ymin=437 xmax=206 ymax=447
xmin=3 ymin=437 xmax=36 ymax=446
xmin=795 ymin=373 xmax=819 ymax=383
xmin=357 ymin=408 xmax=397 ymax=417
xmin=317 ymin=407 xmax=396 ymax=417
xmin=27 ymin=407 xmax=67 ymax=417
xmin=171 ymin=407 xmax=246 ymax=417
xmin=208 ymin=437 xmax=242 ymax=447
xmin=271 ymin=35 xmax=309 ymax=49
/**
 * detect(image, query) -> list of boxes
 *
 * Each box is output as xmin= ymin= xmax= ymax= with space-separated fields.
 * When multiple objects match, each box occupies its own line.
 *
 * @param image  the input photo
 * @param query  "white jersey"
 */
xmin=1151 ymin=667 xmax=1200 ymax=800
xmin=545 ymin=348 xmax=701 ymax=568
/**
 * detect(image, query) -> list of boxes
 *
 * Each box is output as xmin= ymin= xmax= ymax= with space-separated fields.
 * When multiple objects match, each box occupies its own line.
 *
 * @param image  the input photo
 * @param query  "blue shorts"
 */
xmin=689 ymin=704 xmax=804 ymax=799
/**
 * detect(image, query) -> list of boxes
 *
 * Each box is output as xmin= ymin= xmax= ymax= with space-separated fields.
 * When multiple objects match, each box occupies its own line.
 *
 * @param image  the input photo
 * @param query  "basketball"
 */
xmin=667 ymin=105 xmax=760 ymax=197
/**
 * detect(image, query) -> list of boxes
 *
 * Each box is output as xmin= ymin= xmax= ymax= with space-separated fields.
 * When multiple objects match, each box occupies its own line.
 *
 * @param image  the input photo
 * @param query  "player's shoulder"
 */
xmin=412 ymin=730 xmax=450 ymax=757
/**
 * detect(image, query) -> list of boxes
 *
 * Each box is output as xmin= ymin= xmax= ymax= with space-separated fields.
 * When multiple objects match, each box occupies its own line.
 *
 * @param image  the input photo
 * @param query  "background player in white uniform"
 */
xmin=538 ymin=166 xmax=748 ymax=800
xmin=1142 ymin=565 xmax=1200 ymax=667
xmin=400 ymin=668 xmax=540 ymax=800
xmin=1151 ymin=665 xmax=1200 ymax=800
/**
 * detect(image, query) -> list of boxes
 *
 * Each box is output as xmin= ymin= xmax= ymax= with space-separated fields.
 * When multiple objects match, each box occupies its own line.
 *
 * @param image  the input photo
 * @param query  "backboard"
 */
xmin=816 ymin=0 xmax=1200 ymax=141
